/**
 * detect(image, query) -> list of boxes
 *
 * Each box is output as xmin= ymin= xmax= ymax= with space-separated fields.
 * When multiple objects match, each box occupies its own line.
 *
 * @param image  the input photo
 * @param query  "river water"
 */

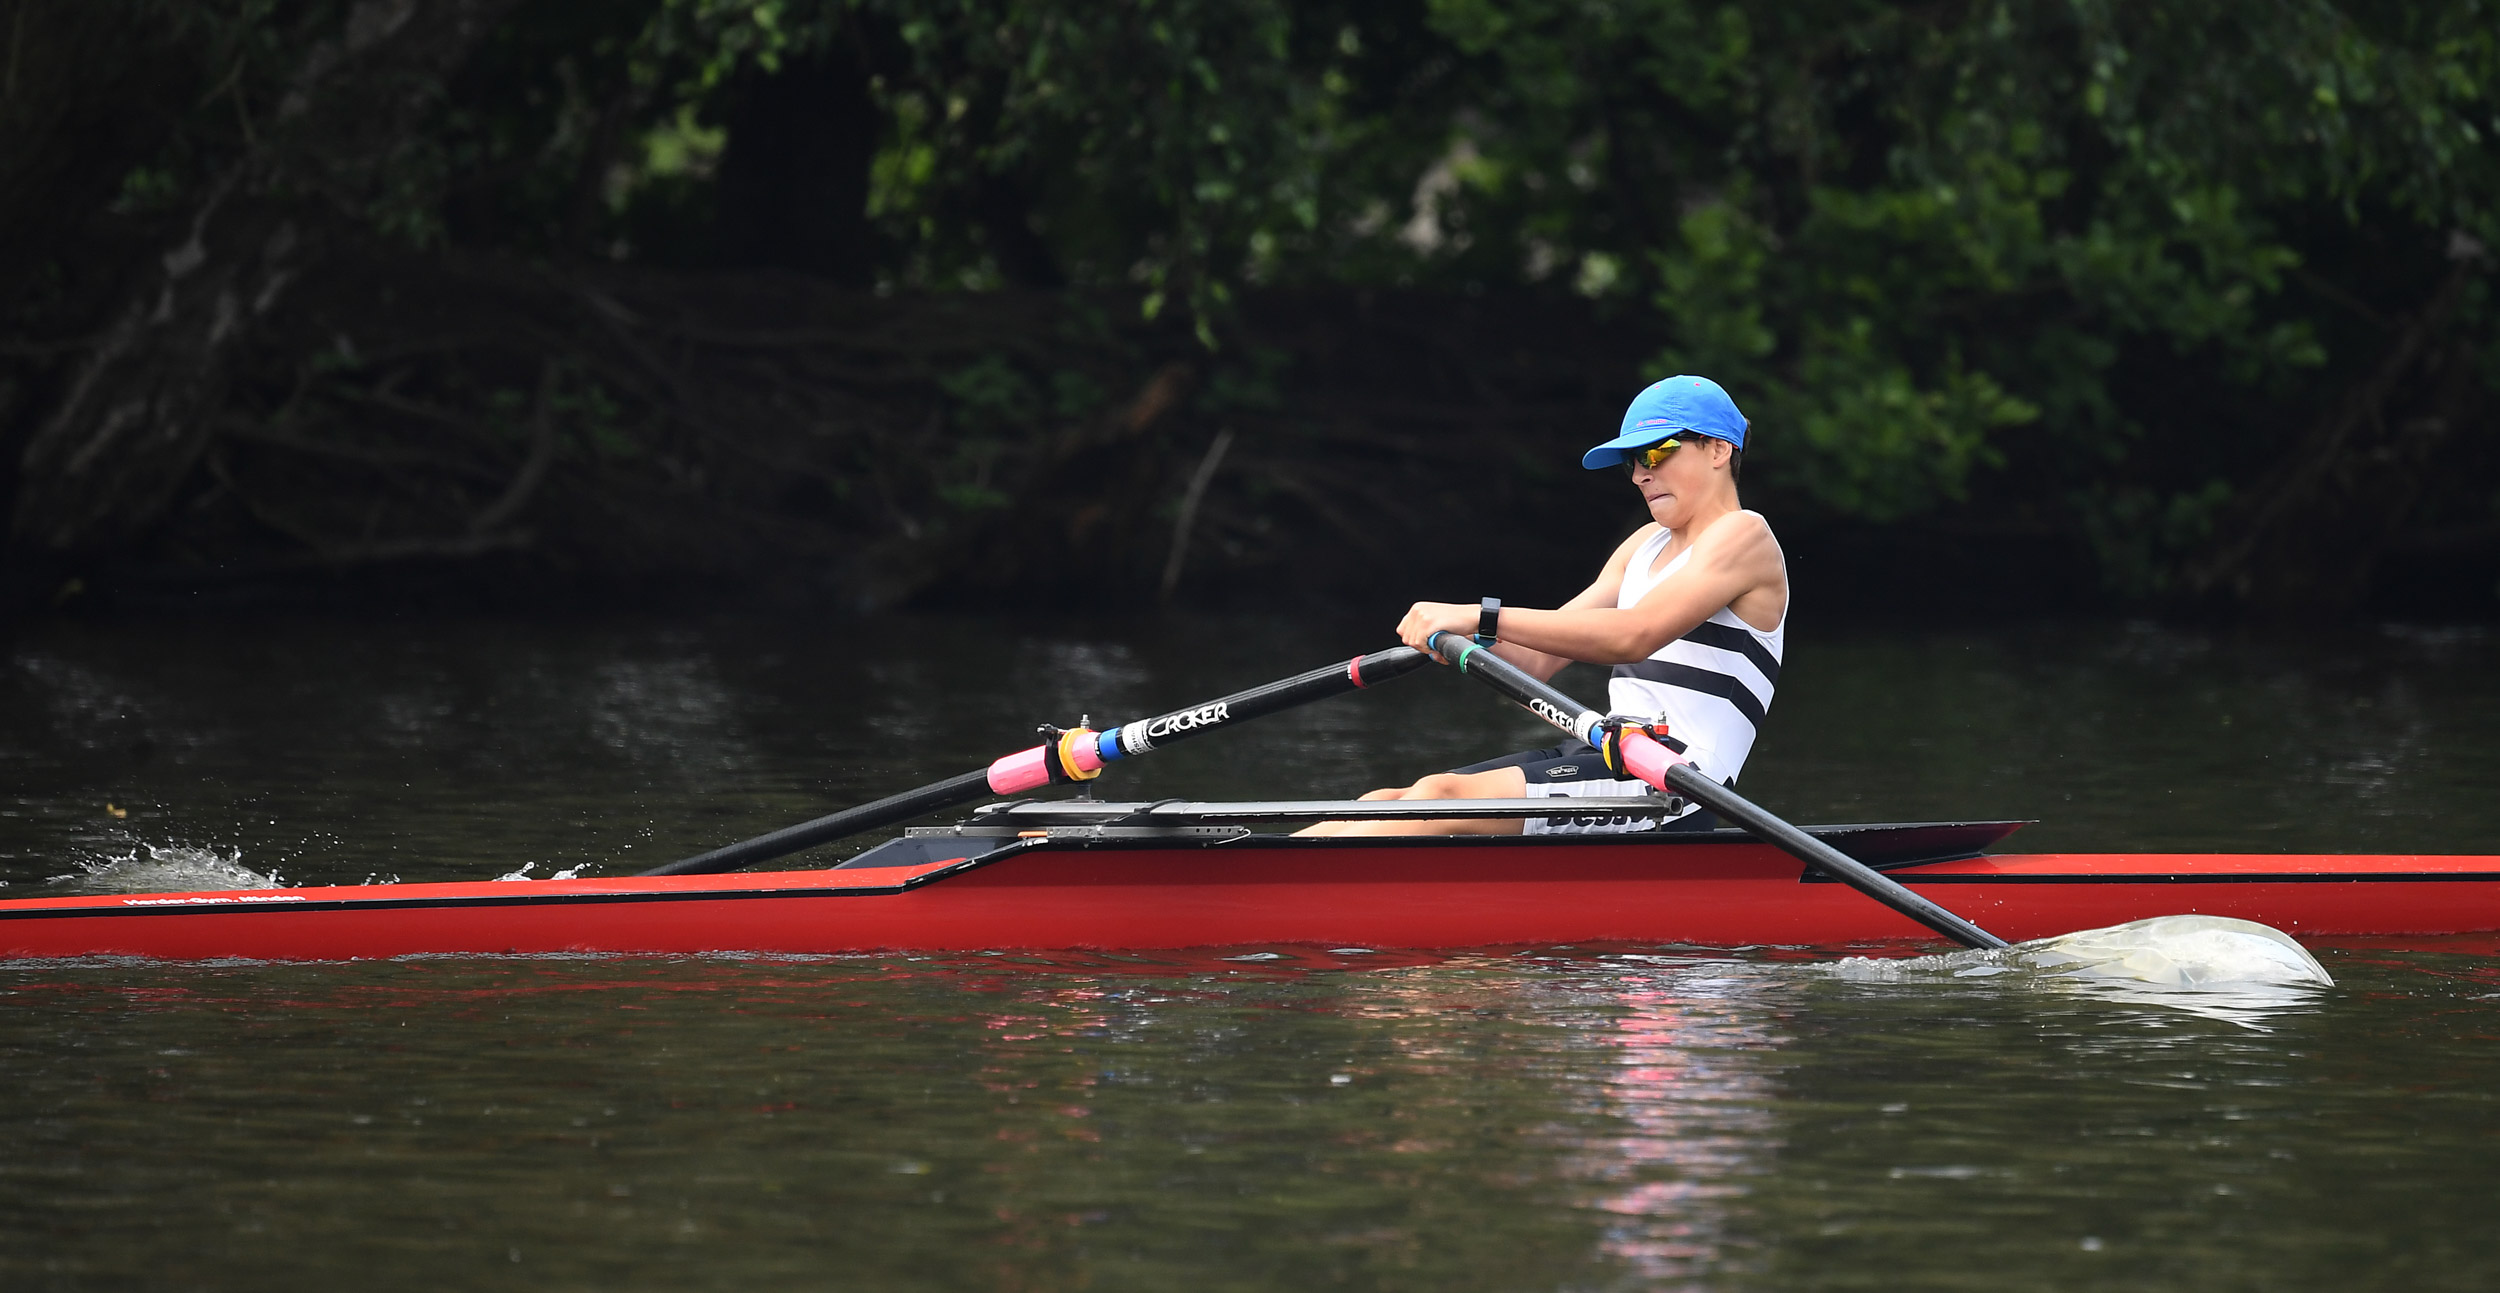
xmin=2 ymin=613 xmax=2495 ymax=1289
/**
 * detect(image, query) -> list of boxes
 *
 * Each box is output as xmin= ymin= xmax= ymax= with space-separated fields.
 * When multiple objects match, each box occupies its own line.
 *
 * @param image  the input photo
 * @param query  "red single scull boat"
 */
xmin=5 ymin=803 xmax=2495 ymax=961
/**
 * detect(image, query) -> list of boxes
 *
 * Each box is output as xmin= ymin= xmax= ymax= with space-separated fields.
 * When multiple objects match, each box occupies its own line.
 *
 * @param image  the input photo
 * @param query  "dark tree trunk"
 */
xmin=2179 ymin=242 xmax=2492 ymax=613
xmin=9 ymin=0 xmax=516 ymax=565
xmin=12 ymin=183 xmax=299 ymax=555
xmin=0 ymin=0 xmax=205 ymax=578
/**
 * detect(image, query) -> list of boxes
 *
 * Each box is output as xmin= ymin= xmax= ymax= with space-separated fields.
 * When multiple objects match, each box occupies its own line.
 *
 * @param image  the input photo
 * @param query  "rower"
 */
xmin=1300 ymin=375 xmax=1788 ymax=837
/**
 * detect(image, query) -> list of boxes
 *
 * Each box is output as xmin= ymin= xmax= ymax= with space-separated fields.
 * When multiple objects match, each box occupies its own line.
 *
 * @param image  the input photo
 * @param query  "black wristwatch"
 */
xmin=1474 ymin=597 xmax=1501 ymax=647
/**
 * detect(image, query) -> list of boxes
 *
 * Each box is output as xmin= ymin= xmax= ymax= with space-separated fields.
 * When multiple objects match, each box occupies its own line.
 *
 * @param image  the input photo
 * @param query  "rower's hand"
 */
xmin=1398 ymin=601 xmax=1480 ymax=661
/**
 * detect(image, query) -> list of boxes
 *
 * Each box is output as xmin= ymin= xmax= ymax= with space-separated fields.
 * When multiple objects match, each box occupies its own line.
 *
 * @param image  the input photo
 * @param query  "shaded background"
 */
xmin=1 ymin=0 xmax=2495 ymax=620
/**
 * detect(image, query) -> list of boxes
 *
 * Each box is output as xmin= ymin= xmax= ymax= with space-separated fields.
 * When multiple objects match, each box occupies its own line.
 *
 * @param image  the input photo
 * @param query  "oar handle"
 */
xmin=1424 ymin=631 xmax=2008 ymax=950
xmin=641 ymin=646 xmax=1432 ymax=877
xmin=1423 ymin=630 xmax=1613 ymax=745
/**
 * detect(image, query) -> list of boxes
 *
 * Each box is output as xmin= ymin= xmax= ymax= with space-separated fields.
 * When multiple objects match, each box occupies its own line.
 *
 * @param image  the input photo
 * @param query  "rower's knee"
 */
xmin=1403 ymin=772 xmax=1474 ymax=801
xmin=1355 ymin=787 xmax=1406 ymax=802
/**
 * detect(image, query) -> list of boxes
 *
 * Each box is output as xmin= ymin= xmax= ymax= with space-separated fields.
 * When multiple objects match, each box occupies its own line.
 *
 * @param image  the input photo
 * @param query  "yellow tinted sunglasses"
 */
xmin=1621 ymin=438 xmax=1685 ymax=473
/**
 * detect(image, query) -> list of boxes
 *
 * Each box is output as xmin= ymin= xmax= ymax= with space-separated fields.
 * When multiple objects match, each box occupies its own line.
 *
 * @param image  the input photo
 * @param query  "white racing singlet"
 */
xmin=1525 ymin=517 xmax=1786 ymax=833
xmin=1607 ymin=520 xmax=1785 ymax=787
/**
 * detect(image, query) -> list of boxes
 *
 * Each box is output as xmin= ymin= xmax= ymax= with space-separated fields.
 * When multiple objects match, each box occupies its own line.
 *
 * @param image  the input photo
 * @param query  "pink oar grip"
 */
xmin=1066 ymin=734 xmax=1105 ymax=774
xmin=986 ymin=746 xmax=1054 ymax=794
xmin=1618 ymin=730 xmax=1687 ymax=793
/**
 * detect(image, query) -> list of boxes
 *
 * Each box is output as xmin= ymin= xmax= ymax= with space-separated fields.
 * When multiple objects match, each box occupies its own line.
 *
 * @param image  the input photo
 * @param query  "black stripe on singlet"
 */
xmin=1677 ymin=622 xmax=1781 ymax=685
xmin=1611 ymin=660 xmax=1770 ymax=730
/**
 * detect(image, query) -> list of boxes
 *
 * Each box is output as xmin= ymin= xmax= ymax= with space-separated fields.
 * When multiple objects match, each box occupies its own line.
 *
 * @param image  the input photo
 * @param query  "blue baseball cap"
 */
xmin=1581 ymin=375 xmax=1748 ymax=469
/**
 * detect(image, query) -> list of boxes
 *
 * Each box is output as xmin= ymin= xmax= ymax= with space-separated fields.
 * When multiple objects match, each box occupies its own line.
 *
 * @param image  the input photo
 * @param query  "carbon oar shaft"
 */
xmin=1424 ymin=631 xmax=2008 ymax=950
xmin=639 ymin=770 xmax=995 ymax=878
xmin=641 ymin=646 xmax=1431 ymax=877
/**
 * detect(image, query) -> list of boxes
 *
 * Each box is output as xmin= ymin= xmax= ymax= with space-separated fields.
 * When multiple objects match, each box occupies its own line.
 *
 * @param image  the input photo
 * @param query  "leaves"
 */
xmin=26 ymin=0 xmax=2498 ymax=594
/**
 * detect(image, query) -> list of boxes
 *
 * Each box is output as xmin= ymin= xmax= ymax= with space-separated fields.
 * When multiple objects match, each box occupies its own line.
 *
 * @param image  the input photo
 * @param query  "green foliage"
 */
xmin=935 ymin=354 xmax=1037 ymax=511
xmin=45 ymin=0 xmax=2499 ymax=589
xmin=1388 ymin=0 xmax=2498 ymax=541
xmin=938 ymin=353 xmax=1036 ymax=419
xmin=2076 ymin=478 xmax=2237 ymax=597
xmin=854 ymin=0 xmax=1344 ymax=340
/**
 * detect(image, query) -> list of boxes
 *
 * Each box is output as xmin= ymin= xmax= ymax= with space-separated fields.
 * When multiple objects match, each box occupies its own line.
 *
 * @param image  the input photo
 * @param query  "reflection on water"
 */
xmin=2038 ymin=972 xmax=2332 ymax=1031
xmin=583 ymin=656 xmax=748 ymax=772
xmin=1564 ymin=967 xmax=1780 ymax=1283
xmin=0 ymin=947 xmax=2492 ymax=1289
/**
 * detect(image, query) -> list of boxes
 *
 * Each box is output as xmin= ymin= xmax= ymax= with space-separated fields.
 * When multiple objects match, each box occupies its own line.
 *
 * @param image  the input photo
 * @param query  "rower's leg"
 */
xmin=1293 ymin=767 xmax=1531 ymax=836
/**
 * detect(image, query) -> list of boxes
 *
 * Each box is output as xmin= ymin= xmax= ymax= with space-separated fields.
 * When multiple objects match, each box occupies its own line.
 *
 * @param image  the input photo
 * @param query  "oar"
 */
xmin=1424 ymin=630 xmax=2008 ymax=950
xmin=640 ymin=646 xmax=1433 ymax=877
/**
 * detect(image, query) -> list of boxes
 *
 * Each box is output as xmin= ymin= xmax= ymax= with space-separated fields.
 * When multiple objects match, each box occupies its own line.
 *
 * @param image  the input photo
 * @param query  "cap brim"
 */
xmin=1581 ymin=430 xmax=1704 ymax=470
xmin=1582 ymin=429 xmax=1747 ymax=470
xmin=1581 ymin=430 xmax=1668 ymax=470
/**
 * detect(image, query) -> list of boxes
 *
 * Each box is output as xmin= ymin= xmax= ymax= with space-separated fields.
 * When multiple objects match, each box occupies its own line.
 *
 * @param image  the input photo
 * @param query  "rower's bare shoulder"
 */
xmin=1696 ymin=509 xmax=1775 ymax=556
xmin=1600 ymin=523 xmax=1662 ymax=570
xmin=1691 ymin=512 xmax=1785 ymax=598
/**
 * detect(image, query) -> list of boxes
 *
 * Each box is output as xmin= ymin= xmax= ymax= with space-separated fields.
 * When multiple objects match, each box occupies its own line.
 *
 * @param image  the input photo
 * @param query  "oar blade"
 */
xmin=1831 ymin=915 xmax=2332 ymax=1026
xmin=2021 ymin=914 xmax=2332 ymax=988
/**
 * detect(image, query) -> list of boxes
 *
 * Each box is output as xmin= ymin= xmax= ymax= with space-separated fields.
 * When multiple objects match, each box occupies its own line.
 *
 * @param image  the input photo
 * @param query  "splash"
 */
xmin=57 ymin=843 xmax=283 ymax=894
xmin=1831 ymin=916 xmax=2333 ymax=1025
xmin=493 ymin=862 xmax=592 ymax=882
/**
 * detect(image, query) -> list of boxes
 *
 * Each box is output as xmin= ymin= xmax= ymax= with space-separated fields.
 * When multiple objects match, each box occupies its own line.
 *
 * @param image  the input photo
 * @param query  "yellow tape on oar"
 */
xmin=1055 ymin=727 xmax=1105 ymax=781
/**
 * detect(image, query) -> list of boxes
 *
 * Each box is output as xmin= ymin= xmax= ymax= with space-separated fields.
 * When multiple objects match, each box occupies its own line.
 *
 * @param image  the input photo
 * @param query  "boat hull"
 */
xmin=6 ymin=832 xmax=2499 ymax=961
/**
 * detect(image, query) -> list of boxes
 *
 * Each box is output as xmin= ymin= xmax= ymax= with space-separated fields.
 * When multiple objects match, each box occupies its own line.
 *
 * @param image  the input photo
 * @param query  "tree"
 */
xmin=5 ymin=0 xmax=520 ymax=561
xmin=4 ymin=0 xmax=2494 ymax=611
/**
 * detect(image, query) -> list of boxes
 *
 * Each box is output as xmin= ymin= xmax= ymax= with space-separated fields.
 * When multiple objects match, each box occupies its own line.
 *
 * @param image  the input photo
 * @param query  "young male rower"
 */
xmin=1302 ymin=375 xmax=1787 ymax=836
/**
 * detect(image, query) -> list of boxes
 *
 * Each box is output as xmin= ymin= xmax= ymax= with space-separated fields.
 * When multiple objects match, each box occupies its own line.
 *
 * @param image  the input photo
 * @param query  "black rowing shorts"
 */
xmin=1452 ymin=741 xmax=1720 ymax=835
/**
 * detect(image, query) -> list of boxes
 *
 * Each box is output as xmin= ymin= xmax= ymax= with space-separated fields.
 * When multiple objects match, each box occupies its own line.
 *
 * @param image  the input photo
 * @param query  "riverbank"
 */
xmin=11 ymin=262 xmax=2497 ymax=621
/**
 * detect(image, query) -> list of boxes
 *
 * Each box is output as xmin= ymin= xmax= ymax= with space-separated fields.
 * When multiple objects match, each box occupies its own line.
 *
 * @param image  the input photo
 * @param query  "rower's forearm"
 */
xmin=1496 ymin=607 xmax=1667 ymax=665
